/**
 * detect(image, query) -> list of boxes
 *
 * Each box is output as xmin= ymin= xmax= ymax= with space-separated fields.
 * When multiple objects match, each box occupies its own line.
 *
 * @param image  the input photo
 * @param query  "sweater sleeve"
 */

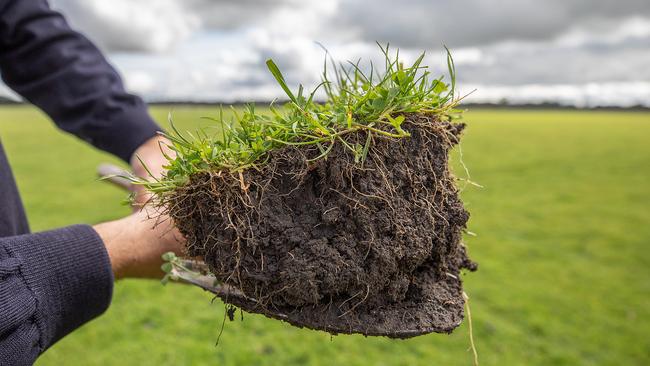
xmin=0 ymin=0 xmax=162 ymax=162
xmin=0 ymin=225 xmax=113 ymax=365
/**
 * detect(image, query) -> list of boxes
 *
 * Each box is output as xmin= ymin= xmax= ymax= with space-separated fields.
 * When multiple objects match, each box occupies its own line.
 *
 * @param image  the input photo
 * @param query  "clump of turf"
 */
xmin=142 ymin=45 xmax=477 ymax=338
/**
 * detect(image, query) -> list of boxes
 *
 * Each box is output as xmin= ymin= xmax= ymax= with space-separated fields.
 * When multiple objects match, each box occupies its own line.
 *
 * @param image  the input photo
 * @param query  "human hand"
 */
xmin=96 ymin=134 xmax=185 ymax=279
xmin=129 ymin=135 xmax=174 ymax=208
xmin=92 ymin=135 xmax=184 ymax=279
xmin=93 ymin=206 xmax=185 ymax=279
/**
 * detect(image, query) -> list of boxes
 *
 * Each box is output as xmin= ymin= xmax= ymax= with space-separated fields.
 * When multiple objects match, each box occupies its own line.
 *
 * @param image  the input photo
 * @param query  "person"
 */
xmin=0 ymin=1 xmax=185 ymax=364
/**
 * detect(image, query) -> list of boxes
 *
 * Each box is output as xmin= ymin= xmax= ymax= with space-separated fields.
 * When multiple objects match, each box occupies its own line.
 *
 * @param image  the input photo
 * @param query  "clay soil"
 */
xmin=168 ymin=113 xmax=477 ymax=338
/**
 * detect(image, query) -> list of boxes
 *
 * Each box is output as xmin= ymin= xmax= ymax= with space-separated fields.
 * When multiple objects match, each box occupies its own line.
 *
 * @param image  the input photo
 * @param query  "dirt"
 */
xmin=168 ymin=113 xmax=477 ymax=338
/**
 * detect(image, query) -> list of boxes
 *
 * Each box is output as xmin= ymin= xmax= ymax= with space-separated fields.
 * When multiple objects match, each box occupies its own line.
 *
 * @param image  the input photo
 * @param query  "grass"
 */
xmin=139 ymin=45 xmax=462 ymax=196
xmin=0 ymin=105 xmax=648 ymax=365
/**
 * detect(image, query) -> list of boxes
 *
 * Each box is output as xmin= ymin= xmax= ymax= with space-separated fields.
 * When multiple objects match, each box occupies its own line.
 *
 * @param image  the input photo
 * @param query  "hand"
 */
xmin=97 ymin=134 xmax=184 ymax=279
xmin=129 ymin=135 xmax=174 ymax=208
xmin=94 ymin=206 xmax=184 ymax=279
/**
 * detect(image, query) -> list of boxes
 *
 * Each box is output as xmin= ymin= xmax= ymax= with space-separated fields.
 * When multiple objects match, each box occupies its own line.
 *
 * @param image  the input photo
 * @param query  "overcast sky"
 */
xmin=3 ymin=0 xmax=650 ymax=106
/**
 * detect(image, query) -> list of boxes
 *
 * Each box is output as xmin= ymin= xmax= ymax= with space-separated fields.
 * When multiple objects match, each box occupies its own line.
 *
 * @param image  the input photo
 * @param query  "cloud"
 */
xmin=51 ymin=0 xmax=200 ymax=52
xmin=51 ymin=0 xmax=650 ymax=53
xmin=1 ymin=0 xmax=648 ymax=106
xmin=111 ymin=30 xmax=650 ymax=108
xmin=461 ymin=82 xmax=650 ymax=107
xmin=50 ymin=0 xmax=300 ymax=52
xmin=334 ymin=0 xmax=650 ymax=48
xmin=454 ymin=19 xmax=650 ymax=85
xmin=183 ymin=0 xmax=298 ymax=29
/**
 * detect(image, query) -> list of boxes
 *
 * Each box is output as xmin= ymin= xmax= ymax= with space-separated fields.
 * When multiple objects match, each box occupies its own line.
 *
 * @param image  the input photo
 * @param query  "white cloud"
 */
xmin=462 ymin=82 xmax=650 ymax=107
xmin=122 ymin=70 xmax=156 ymax=95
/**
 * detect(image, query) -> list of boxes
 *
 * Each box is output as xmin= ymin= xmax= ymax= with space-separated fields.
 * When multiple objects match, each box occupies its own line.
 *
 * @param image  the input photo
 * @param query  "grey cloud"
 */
xmin=457 ymin=41 xmax=650 ymax=85
xmin=334 ymin=0 xmax=650 ymax=47
xmin=184 ymin=0 xmax=297 ymax=29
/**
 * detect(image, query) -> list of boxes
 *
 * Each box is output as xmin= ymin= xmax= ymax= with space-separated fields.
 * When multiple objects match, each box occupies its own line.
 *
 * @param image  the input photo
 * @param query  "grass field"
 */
xmin=0 ymin=105 xmax=648 ymax=365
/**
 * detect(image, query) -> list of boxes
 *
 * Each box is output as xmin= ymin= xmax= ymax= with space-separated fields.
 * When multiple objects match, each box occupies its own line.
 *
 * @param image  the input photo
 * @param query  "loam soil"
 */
xmin=168 ymin=113 xmax=477 ymax=338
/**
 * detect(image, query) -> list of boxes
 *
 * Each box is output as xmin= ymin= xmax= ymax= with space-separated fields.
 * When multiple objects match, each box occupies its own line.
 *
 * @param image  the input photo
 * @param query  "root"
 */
xmin=338 ymin=284 xmax=371 ymax=318
xmin=238 ymin=171 xmax=250 ymax=191
xmin=463 ymin=292 xmax=479 ymax=366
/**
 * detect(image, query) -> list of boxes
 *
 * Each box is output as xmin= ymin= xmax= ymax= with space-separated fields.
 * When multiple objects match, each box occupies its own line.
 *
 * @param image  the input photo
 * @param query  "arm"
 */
xmin=0 ymin=210 xmax=182 ymax=364
xmin=0 ymin=0 xmax=161 ymax=162
xmin=0 ymin=2 xmax=184 ymax=363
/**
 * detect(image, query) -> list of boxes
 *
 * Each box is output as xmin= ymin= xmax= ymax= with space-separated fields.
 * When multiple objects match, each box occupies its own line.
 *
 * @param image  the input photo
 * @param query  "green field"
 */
xmin=1 ymin=105 xmax=648 ymax=365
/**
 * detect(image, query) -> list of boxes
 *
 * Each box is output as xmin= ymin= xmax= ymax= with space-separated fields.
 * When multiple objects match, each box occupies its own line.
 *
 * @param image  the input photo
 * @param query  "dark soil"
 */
xmin=168 ymin=113 xmax=477 ymax=338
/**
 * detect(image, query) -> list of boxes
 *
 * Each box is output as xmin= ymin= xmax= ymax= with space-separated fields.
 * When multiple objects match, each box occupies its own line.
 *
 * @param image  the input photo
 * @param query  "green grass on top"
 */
xmin=141 ymin=44 xmax=463 ymax=195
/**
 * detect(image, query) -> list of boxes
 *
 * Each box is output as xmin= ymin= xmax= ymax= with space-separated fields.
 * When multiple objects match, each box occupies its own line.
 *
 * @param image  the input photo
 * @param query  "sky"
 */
xmin=3 ymin=0 xmax=650 ymax=107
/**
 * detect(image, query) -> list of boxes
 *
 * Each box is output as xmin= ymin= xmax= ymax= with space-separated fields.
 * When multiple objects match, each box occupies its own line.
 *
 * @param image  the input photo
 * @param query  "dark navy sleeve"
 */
xmin=0 ymin=225 xmax=114 ymax=365
xmin=0 ymin=0 xmax=162 ymax=162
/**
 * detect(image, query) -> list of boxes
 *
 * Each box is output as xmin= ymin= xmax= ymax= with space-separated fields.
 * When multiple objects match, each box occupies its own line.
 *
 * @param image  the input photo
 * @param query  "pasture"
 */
xmin=0 ymin=106 xmax=647 ymax=365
